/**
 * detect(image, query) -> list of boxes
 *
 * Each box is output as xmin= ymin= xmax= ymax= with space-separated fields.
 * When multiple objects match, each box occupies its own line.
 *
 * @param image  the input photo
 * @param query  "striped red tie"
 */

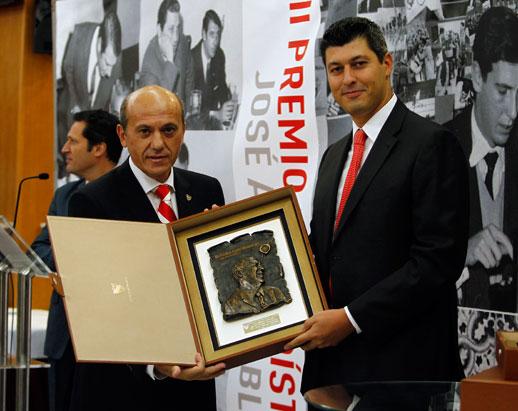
xmin=154 ymin=184 xmax=177 ymax=222
xmin=334 ymin=129 xmax=367 ymax=232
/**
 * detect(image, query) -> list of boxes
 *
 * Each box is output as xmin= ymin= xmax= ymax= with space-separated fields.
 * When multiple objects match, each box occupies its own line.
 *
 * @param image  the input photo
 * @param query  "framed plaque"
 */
xmin=171 ymin=186 xmax=327 ymax=367
xmin=47 ymin=186 xmax=326 ymax=368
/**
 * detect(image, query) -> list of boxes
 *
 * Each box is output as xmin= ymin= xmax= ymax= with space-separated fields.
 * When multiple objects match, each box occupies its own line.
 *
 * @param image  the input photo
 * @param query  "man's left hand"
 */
xmin=155 ymin=353 xmax=225 ymax=381
xmin=284 ymin=309 xmax=354 ymax=351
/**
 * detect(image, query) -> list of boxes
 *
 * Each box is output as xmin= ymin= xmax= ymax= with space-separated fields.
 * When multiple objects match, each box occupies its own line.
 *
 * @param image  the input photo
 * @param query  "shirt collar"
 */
xmin=470 ymin=107 xmax=504 ymax=167
xmin=128 ymin=157 xmax=175 ymax=194
xmin=351 ymin=93 xmax=397 ymax=144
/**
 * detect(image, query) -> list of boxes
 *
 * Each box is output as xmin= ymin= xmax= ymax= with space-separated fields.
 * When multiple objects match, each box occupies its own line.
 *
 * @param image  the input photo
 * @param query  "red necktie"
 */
xmin=154 ymin=184 xmax=177 ymax=222
xmin=334 ymin=129 xmax=367 ymax=232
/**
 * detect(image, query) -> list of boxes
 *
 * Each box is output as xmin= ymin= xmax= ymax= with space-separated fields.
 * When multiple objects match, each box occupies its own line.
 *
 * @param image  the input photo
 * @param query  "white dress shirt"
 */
xmin=129 ymin=158 xmax=177 ymax=379
xmin=129 ymin=158 xmax=179 ymax=221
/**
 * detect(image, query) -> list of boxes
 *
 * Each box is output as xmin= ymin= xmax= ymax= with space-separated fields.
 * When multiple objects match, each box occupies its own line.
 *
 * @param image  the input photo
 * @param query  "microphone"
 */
xmin=13 ymin=173 xmax=50 ymax=228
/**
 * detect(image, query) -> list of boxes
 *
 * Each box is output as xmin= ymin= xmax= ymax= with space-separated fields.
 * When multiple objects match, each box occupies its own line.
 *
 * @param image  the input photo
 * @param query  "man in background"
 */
xmin=446 ymin=7 xmax=518 ymax=313
xmin=286 ymin=17 xmax=468 ymax=396
xmin=32 ymin=110 xmax=122 ymax=411
xmin=140 ymin=0 xmax=193 ymax=107
xmin=57 ymin=11 xmax=122 ymax=177
xmin=67 ymin=85 xmax=225 ymax=410
xmin=191 ymin=9 xmax=234 ymax=129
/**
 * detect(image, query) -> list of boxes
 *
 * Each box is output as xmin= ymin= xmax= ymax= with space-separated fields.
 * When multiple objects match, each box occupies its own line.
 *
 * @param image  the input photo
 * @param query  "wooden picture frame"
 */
xmin=171 ymin=186 xmax=327 ymax=367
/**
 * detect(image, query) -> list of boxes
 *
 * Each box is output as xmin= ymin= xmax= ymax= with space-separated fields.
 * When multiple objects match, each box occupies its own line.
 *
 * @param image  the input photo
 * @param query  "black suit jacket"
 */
xmin=302 ymin=100 xmax=468 ymax=392
xmin=191 ymin=40 xmax=231 ymax=113
xmin=445 ymin=106 xmax=518 ymax=311
xmin=67 ymin=160 xmax=224 ymax=411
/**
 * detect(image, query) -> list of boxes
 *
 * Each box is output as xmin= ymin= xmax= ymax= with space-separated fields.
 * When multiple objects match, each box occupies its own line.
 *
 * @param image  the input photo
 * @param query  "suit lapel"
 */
xmin=334 ymin=100 xmax=404 ymax=237
xmin=319 ymin=134 xmax=353 ymax=248
xmin=174 ymin=168 xmax=195 ymax=218
xmin=115 ymin=161 xmax=159 ymax=223
xmin=193 ymin=42 xmax=204 ymax=90
xmin=452 ymin=106 xmax=483 ymax=235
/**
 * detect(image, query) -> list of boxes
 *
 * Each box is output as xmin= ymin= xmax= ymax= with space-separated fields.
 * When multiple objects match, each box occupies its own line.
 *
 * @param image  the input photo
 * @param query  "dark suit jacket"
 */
xmin=445 ymin=106 xmax=518 ymax=311
xmin=191 ymin=40 xmax=231 ymax=113
xmin=302 ymin=100 xmax=468 ymax=392
xmin=61 ymin=22 xmax=120 ymax=112
xmin=140 ymin=34 xmax=194 ymax=106
xmin=67 ymin=160 xmax=224 ymax=411
xmin=58 ymin=22 xmax=121 ymax=161
xmin=32 ymin=180 xmax=84 ymax=360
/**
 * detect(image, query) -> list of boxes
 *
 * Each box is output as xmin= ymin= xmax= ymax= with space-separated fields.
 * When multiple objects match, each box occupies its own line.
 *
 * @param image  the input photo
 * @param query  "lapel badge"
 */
xmin=186 ymin=194 xmax=192 ymax=202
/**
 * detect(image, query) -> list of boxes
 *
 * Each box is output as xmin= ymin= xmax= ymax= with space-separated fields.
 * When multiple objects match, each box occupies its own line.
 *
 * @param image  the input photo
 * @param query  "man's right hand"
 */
xmin=154 ymin=353 xmax=225 ymax=381
xmin=465 ymin=224 xmax=513 ymax=269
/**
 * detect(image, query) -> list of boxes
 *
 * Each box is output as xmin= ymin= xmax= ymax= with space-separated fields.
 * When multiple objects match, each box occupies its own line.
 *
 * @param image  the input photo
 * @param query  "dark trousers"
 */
xmin=48 ymin=342 xmax=76 ymax=411
xmin=68 ymin=362 xmax=217 ymax=411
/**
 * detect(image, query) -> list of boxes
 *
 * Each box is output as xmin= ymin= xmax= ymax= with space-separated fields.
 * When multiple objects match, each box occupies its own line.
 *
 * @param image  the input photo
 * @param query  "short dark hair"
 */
xmin=157 ymin=0 xmax=181 ymax=30
xmin=99 ymin=11 xmax=121 ymax=56
xmin=119 ymin=91 xmax=185 ymax=130
xmin=473 ymin=7 xmax=518 ymax=81
xmin=320 ymin=17 xmax=387 ymax=64
xmin=202 ymin=9 xmax=222 ymax=33
xmin=73 ymin=110 xmax=122 ymax=164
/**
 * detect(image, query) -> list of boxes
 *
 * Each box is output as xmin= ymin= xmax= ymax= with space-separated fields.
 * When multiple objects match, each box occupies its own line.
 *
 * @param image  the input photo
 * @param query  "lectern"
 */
xmin=0 ymin=216 xmax=51 ymax=411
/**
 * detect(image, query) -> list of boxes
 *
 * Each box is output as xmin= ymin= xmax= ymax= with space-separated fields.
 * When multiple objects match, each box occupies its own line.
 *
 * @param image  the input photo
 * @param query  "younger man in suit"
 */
xmin=191 ymin=9 xmax=234 ymax=129
xmin=58 ymin=12 xmax=122 ymax=177
xmin=67 ymin=85 xmax=225 ymax=411
xmin=446 ymin=7 xmax=518 ymax=312
xmin=140 ymin=0 xmax=193 ymax=107
xmin=32 ymin=109 xmax=122 ymax=411
xmin=285 ymin=17 xmax=468 ymax=393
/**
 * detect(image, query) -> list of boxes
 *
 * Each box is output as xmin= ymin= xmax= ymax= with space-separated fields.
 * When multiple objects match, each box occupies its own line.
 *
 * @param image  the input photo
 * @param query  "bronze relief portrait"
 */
xmin=208 ymin=230 xmax=292 ymax=321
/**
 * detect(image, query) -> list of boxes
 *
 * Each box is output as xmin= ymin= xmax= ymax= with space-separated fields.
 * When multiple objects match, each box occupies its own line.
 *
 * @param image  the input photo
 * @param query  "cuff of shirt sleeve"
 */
xmin=344 ymin=306 xmax=362 ymax=334
xmin=146 ymin=365 xmax=168 ymax=381
xmin=346 ymin=395 xmax=361 ymax=411
xmin=456 ymin=267 xmax=470 ymax=289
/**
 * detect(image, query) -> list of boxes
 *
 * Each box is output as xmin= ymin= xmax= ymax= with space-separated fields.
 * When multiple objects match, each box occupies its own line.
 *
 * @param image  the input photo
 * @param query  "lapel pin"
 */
xmin=186 ymin=194 xmax=192 ymax=202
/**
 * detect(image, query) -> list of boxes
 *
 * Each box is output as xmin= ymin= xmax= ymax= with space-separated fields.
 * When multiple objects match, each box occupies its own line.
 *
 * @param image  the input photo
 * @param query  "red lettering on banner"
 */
xmin=276 ymin=2 xmax=313 ymax=193
xmin=288 ymin=40 xmax=309 ymax=61
xmin=269 ymin=352 xmax=302 ymax=410
xmin=279 ymin=120 xmax=306 ymax=150
xmin=289 ymin=1 xmax=312 ymax=10
xmin=289 ymin=1 xmax=311 ymax=24
xmin=270 ymin=356 xmax=302 ymax=372
xmin=277 ymin=95 xmax=305 ymax=114
xmin=281 ymin=66 xmax=304 ymax=90
xmin=283 ymin=169 xmax=307 ymax=191
xmin=290 ymin=14 xmax=309 ymax=24
xmin=271 ymin=400 xmax=296 ymax=411
xmin=270 ymin=371 xmax=296 ymax=395
xmin=281 ymin=156 xmax=308 ymax=164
